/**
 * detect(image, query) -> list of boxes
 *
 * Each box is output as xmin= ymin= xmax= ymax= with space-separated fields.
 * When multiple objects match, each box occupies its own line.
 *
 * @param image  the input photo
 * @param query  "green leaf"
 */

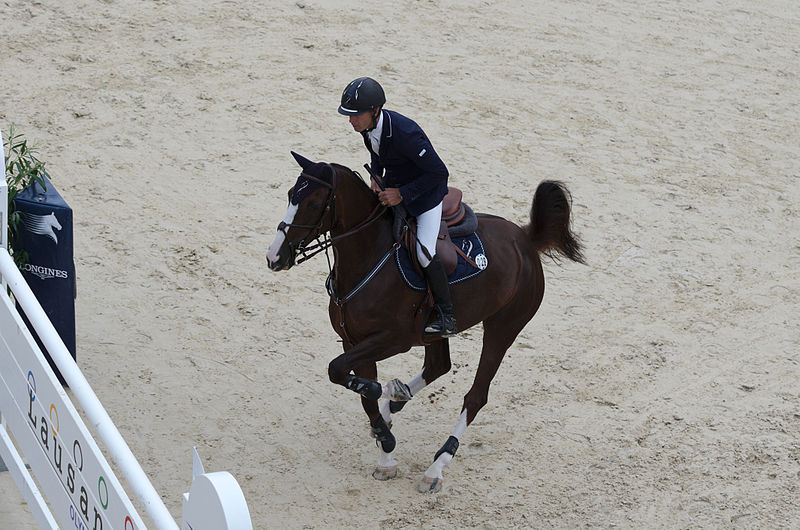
xmin=4 ymin=124 xmax=54 ymax=267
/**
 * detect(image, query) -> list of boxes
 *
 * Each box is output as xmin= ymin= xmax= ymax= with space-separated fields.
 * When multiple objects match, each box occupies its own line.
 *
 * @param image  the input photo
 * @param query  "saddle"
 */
xmin=442 ymin=187 xmax=466 ymax=226
xmin=395 ymin=187 xmax=479 ymax=275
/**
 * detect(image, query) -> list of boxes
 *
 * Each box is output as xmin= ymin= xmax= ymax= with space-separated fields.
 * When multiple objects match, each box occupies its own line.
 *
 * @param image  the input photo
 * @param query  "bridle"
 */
xmin=277 ymin=165 xmax=400 ymax=324
xmin=277 ymin=166 xmax=385 ymax=267
xmin=276 ymin=169 xmax=337 ymax=267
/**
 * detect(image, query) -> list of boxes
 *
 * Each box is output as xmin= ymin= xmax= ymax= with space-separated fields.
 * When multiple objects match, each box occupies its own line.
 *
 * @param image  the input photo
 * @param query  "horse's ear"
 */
xmin=291 ymin=151 xmax=314 ymax=170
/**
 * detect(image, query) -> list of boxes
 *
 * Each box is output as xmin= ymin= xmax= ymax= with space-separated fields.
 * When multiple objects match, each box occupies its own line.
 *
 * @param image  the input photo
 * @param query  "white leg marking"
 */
xmin=451 ymin=409 xmax=468 ymax=439
xmin=423 ymin=452 xmax=453 ymax=481
xmin=266 ymin=202 xmax=298 ymax=265
xmin=407 ymin=371 xmax=427 ymax=395
xmin=373 ymin=448 xmax=399 ymax=480
xmin=421 ymin=410 xmax=468 ymax=488
xmin=379 ymin=400 xmax=392 ymax=424
xmin=377 ymin=450 xmax=398 ymax=469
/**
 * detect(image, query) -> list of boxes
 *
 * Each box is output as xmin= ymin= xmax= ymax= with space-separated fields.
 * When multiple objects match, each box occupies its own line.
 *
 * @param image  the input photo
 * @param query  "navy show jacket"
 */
xmin=363 ymin=109 xmax=449 ymax=217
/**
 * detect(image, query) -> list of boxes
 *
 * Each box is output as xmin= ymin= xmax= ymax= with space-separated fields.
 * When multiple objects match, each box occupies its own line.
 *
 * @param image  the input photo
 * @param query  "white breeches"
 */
xmin=415 ymin=202 xmax=442 ymax=268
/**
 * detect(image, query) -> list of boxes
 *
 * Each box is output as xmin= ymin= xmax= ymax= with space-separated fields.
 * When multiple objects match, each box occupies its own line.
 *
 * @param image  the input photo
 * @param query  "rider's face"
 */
xmin=348 ymin=110 xmax=375 ymax=133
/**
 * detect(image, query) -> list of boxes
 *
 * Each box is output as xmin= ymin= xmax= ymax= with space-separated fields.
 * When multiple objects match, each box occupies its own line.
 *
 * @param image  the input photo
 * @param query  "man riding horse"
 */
xmin=266 ymin=80 xmax=584 ymax=492
xmin=338 ymin=77 xmax=457 ymax=338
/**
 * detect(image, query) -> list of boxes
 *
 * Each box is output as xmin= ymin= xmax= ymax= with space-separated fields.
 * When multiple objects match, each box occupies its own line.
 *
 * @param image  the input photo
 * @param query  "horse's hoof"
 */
xmin=372 ymin=465 xmax=398 ymax=481
xmin=417 ymin=475 xmax=443 ymax=493
xmin=386 ymin=378 xmax=412 ymax=401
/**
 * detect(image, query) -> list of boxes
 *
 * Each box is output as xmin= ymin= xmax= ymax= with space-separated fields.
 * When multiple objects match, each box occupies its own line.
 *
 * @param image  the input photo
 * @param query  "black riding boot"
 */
xmin=423 ymin=255 xmax=457 ymax=337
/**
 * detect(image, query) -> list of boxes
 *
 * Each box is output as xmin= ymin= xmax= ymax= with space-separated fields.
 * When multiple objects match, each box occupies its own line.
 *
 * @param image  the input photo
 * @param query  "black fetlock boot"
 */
xmin=423 ymin=255 xmax=457 ymax=338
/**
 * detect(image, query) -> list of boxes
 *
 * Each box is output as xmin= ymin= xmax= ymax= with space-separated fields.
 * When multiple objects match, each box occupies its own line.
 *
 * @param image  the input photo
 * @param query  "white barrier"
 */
xmin=1 ymin=132 xmax=252 ymax=529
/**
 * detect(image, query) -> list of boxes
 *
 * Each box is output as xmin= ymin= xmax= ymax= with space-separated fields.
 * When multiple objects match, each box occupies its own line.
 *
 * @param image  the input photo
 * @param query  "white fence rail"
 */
xmin=0 ymin=246 xmax=164 ymax=529
xmin=1 ymin=130 xmax=251 ymax=529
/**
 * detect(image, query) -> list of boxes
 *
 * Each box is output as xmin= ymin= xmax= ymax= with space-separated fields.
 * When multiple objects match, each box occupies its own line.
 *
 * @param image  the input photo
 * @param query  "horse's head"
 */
xmin=266 ymin=151 xmax=337 ymax=271
xmin=21 ymin=211 xmax=63 ymax=245
xmin=47 ymin=212 xmax=62 ymax=231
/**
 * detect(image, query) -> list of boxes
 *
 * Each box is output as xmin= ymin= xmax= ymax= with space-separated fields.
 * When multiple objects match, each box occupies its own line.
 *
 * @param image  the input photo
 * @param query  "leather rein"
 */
xmin=277 ymin=168 xmax=384 ymax=266
xmin=278 ymin=167 xmax=396 ymax=304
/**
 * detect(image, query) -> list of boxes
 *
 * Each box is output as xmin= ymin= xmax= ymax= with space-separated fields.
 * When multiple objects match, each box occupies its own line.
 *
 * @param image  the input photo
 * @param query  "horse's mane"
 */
xmin=330 ymin=162 xmax=375 ymax=196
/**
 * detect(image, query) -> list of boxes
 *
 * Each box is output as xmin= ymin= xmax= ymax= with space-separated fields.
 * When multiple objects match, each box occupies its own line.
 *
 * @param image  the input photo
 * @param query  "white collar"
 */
xmin=369 ymin=111 xmax=384 ymax=143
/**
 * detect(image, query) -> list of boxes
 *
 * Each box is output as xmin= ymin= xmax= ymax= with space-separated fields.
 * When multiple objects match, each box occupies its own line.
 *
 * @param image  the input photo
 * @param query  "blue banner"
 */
xmin=12 ymin=177 xmax=76 ymax=384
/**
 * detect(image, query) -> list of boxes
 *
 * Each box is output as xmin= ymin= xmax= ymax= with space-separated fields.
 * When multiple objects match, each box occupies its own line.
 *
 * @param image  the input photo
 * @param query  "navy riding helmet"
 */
xmin=338 ymin=77 xmax=386 ymax=116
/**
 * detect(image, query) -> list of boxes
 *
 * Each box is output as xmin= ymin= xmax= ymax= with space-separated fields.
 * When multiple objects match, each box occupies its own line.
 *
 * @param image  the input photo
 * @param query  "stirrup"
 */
xmin=424 ymin=306 xmax=457 ymax=338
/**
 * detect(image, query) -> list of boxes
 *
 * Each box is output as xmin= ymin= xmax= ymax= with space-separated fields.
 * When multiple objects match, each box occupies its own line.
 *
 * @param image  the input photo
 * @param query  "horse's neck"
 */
xmin=331 ymin=168 xmax=386 ymax=238
xmin=332 ymin=204 xmax=393 ymax=260
xmin=330 ymin=180 xmax=393 ymax=286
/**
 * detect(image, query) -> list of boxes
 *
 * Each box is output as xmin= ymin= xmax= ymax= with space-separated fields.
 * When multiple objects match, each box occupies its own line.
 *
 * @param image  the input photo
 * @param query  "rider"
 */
xmin=338 ymin=76 xmax=457 ymax=338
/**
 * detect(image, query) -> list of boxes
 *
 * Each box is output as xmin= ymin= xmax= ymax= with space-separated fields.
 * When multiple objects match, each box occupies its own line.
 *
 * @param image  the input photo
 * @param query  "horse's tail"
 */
xmin=525 ymin=180 xmax=586 ymax=264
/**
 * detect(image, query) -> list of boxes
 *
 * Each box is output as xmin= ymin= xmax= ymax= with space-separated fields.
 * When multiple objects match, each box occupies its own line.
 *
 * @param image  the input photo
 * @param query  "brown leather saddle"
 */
xmin=398 ymin=187 xmax=478 ymax=275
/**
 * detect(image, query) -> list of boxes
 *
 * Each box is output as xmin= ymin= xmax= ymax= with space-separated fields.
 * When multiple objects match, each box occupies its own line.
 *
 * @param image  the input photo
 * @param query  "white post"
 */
xmin=0 ymin=129 xmax=59 ymax=529
xmin=0 ymin=247 xmax=180 ymax=529
xmin=1 ymin=128 xmax=7 ymax=251
xmin=1 ymin=128 xmax=252 ymax=530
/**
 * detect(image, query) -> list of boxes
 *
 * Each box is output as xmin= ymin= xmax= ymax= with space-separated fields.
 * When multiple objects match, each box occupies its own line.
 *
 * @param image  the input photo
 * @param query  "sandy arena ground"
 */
xmin=1 ymin=1 xmax=799 ymax=528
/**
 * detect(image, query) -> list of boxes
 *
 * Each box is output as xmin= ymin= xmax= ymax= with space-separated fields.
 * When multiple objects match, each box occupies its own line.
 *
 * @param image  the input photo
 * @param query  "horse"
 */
xmin=21 ymin=211 xmax=63 ymax=244
xmin=266 ymin=151 xmax=585 ymax=493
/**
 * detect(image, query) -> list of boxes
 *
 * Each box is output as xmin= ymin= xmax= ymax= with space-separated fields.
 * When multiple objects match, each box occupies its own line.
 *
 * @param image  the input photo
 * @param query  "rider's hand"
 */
xmin=378 ymin=188 xmax=403 ymax=207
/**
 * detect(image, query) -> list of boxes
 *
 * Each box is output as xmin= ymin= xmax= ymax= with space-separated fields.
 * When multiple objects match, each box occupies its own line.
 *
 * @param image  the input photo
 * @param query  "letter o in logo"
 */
xmin=124 ymin=516 xmax=135 ymax=530
xmin=73 ymin=440 xmax=83 ymax=471
xmin=27 ymin=371 xmax=36 ymax=402
xmin=98 ymin=476 xmax=109 ymax=509
xmin=50 ymin=404 xmax=59 ymax=437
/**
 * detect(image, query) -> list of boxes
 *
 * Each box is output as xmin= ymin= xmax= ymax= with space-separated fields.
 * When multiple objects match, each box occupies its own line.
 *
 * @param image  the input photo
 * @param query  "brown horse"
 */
xmin=266 ymin=152 xmax=584 ymax=492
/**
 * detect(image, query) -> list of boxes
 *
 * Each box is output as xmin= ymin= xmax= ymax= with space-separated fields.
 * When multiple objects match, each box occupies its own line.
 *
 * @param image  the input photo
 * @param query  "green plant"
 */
xmin=3 ymin=124 xmax=50 ymax=266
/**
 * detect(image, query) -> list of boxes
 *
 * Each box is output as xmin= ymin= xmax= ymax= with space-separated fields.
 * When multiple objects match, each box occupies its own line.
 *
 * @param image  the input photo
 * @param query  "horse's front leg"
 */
xmin=352 ymin=363 xmax=399 ymax=480
xmin=328 ymin=335 xmax=410 ymax=402
xmin=329 ymin=339 xmax=409 ymax=481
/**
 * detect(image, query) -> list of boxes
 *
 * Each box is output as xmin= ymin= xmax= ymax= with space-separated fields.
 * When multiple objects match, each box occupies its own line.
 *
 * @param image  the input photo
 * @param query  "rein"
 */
xmin=276 ymin=171 xmax=337 ymax=265
xmin=297 ymin=200 xmax=385 ymax=265
xmin=279 ymin=169 xmax=388 ymax=266
xmin=281 ymin=167 xmax=394 ymax=304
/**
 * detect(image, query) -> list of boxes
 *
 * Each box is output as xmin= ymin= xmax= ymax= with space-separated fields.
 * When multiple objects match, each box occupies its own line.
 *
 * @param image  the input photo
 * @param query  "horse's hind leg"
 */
xmin=378 ymin=340 xmax=452 ymax=425
xmin=417 ymin=409 xmax=468 ymax=493
xmin=419 ymin=308 xmax=533 ymax=493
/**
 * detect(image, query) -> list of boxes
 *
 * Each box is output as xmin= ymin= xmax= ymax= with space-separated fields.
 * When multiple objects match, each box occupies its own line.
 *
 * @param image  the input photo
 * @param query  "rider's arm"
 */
xmin=396 ymin=129 xmax=448 ymax=204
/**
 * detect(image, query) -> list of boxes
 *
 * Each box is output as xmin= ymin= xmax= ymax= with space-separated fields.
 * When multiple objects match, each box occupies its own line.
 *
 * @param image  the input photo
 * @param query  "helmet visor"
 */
xmin=338 ymin=105 xmax=368 ymax=116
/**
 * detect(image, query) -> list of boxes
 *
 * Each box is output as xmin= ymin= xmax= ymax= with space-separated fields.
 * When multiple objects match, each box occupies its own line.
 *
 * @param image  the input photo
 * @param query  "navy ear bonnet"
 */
xmin=289 ymin=151 xmax=333 ymax=205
